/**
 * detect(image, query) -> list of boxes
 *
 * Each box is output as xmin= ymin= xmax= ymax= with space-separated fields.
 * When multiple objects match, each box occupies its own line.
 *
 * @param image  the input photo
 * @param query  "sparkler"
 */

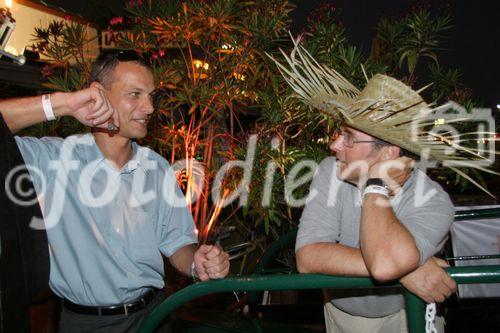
xmin=200 ymin=188 xmax=229 ymax=244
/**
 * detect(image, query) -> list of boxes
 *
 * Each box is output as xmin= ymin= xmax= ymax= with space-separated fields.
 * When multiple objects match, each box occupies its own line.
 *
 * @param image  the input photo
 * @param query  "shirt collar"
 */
xmin=79 ymin=133 xmax=143 ymax=174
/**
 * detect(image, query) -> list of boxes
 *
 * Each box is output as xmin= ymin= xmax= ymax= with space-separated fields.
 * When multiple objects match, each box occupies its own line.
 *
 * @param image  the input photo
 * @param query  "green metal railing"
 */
xmin=251 ymin=207 xmax=500 ymax=275
xmin=139 ymin=207 xmax=500 ymax=333
xmin=454 ymin=207 xmax=500 ymax=221
xmin=139 ymin=265 xmax=500 ymax=333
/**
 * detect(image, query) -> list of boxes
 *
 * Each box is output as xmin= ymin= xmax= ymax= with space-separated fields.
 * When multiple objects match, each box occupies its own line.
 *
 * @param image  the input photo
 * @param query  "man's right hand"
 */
xmin=400 ymin=257 xmax=457 ymax=303
xmin=55 ymin=87 xmax=119 ymax=129
xmin=193 ymin=244 xmax=230 ymax=281
xmin=0 ymin=87 xmax=118 ymax=133
xmin=368 ymin=156 xmax=415 ymax=195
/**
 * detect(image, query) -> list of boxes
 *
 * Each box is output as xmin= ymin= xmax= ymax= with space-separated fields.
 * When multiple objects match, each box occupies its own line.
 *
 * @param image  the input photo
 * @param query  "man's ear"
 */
xmin=379 ymin=145 xmax=401 ymax=161
xmin=89 ymin=81 xmax=105 ymax=91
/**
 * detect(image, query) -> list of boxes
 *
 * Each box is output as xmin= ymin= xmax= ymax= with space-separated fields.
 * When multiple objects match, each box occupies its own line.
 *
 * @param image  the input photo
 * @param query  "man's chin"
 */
xmin=136 ymin=132 xmax=147 ymax=139
xmin=113 ymin=131 xmax=147 ymax=141
xmin=128 ymin=129 xmax=148 ymax=139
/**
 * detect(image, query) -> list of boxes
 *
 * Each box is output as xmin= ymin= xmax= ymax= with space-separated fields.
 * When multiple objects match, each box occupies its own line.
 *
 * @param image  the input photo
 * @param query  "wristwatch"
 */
xmin=365 ymin=178 xmax=387 ymax=188
xmin=363 ymin=178 xmax=389 ymax=198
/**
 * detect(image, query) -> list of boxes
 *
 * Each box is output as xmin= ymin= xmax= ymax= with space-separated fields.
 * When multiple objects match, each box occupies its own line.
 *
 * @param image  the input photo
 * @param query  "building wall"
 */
xmin=3 ymin=0 xmax=99 ymax=60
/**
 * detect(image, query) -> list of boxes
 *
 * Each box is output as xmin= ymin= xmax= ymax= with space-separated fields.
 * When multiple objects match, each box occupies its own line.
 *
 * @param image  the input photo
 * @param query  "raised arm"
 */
xmin=360 ymin=157 xmax=419 ymax=282
xmin=0 ymin=86 xmax=118 ymax=133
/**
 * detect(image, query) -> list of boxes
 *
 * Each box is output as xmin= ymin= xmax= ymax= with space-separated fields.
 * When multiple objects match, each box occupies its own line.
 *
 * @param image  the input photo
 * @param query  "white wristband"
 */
xmin=41 ymin=94 xmax=56 ymax=121
xmin=363 ymin=184 xmax=389 ymax=198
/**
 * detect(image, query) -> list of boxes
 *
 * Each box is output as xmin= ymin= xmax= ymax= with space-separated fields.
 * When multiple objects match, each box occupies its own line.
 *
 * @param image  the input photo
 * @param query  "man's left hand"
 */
xmin=193 ymin=245 xmax=230 ymax=281
xmin=400 ymin=257 xmax=457 ymax=303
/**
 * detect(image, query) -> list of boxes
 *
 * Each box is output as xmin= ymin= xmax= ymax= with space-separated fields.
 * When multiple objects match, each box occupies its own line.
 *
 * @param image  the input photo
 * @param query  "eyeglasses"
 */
xmin=330 ymin=128 xmax=375 ymax=148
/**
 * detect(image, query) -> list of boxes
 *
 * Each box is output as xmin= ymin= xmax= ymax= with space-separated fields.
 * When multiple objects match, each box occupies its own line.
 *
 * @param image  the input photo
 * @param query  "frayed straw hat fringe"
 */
xmin=268 ymin=37 xmax=499 ymax=197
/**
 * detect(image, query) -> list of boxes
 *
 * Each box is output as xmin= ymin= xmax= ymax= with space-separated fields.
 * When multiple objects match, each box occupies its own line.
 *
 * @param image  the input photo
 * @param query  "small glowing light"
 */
xmin=496 ymin=104 xmax=500 ymax=110
xmin=234 ymin=72 xmax=246 ymax=81
xmin=434 ymin=118 xmax=445 ymax=126
xmin=193 ymin=59 xmax=209 ymax=70
xmin=6 ymin=0 xmax=12 ymax=9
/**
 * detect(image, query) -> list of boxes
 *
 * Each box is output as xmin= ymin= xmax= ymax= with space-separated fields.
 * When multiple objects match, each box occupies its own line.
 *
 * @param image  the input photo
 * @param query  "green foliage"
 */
xmin=115 ymin=0 xmax=299 ymax=237
xmin=374 ymin=8 xmax=451 ymax=82
xmin=24 ymin=19 xmax=96 ymax=138
xmin=29 ymin=2 xmax=489 ymax=241
xmin=32 ymin=20 xmax=96 ymax=83
xmin=297 ymin=3 xmax=486 ymax=196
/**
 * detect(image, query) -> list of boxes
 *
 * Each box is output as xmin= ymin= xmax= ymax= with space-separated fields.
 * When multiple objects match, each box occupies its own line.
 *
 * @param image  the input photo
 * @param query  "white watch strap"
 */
xmin=363 ymin=184 xmax=389 ymax=198
xmin=41 ymin=94 xmax=56 ymax=121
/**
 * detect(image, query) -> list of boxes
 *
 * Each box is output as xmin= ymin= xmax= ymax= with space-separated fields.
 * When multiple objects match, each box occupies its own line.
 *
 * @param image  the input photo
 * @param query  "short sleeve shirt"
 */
xmin=15 ymin=133 xmax=198 ymax=306
xmin=296 ymin=157 xmax=454 ymax=317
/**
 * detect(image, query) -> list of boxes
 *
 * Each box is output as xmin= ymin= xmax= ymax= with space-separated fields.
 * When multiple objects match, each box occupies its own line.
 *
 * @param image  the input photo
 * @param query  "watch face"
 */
xmin=366 ymin=178 xmax=387 ymax=188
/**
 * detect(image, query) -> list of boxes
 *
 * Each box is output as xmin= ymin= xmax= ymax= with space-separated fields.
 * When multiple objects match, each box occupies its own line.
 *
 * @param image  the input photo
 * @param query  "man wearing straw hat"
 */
xmin=0 ymin=50 xmax=229 ymax=331
xmin=270 ymin=40 xmax=498 ymax=332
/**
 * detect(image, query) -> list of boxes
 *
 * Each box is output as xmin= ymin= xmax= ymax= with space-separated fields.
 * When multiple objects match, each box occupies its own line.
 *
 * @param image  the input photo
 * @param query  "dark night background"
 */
xmin=38 ymin=0 xmax=500 ymax=110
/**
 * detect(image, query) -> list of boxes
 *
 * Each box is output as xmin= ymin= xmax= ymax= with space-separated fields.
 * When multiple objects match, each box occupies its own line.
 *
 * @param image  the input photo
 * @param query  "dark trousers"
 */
xmin=58 ymin=293 xmax=170 ymax=333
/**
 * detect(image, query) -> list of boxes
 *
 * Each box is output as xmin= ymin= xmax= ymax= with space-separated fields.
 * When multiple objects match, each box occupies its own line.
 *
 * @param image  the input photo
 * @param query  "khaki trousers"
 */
xmin=324 ymin=302 xmax=444 ymax=333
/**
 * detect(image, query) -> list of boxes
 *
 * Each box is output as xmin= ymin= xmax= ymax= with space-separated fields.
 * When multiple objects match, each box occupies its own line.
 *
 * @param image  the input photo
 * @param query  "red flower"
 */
xmin=109 ymin=16 xmax=124 ymax=26
xmin=41 ymin=65 xmax=54 ymax=78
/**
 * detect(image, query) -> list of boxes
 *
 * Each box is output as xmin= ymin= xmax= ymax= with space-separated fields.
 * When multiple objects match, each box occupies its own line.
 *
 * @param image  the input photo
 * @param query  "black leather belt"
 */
xmin=62 ymin=289 xmax=157 ymax=316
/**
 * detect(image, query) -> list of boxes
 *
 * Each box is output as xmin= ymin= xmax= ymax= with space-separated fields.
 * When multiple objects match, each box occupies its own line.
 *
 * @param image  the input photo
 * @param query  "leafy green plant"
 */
xmin=28 ymin=1 xmax=491 ymax=247
xmin=373 ymin=8 xmax=451 ymax=83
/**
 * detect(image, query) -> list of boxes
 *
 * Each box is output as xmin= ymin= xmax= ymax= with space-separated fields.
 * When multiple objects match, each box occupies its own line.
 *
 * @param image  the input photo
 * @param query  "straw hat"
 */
xmin=269 ymin=38 xmax=499 ymax=196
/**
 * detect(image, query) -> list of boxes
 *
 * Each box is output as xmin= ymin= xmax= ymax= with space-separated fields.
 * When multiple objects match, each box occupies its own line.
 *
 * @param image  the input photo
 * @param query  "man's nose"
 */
xmin=329 ymin=136 xmax=344 ymax=153
xmin=142 ymin=95 xmax=155 ymax=114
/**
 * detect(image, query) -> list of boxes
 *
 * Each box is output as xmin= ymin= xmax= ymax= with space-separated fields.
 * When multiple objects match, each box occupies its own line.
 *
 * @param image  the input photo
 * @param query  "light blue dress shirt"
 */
xmin=15 ymin=133 xmax=198 ymax=306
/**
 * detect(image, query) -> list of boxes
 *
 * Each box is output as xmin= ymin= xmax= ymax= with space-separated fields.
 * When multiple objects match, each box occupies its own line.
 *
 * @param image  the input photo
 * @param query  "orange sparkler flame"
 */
xmin=202 ymin=188 xmax=229 ymax=243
